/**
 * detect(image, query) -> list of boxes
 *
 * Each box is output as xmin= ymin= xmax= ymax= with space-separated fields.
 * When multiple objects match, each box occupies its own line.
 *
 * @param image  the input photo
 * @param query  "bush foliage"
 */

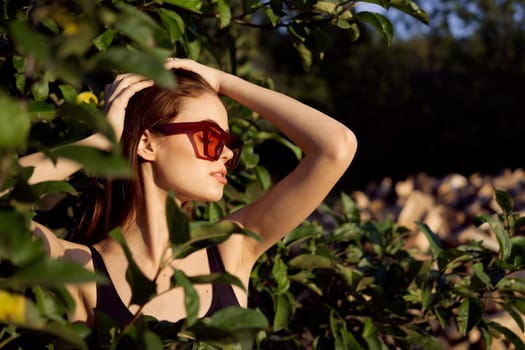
xmin=2 ymin=1 xmax=524 ymax=349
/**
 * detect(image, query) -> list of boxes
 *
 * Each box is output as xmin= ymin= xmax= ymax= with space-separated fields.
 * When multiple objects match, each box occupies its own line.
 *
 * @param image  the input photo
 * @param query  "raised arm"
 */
xmin=167 ymin=58 xmax=357 ymax=262
xmin=20 ymin=74 xmax=154 ymax=257
xmin=20 ymin=75 xmax=153 ymax=185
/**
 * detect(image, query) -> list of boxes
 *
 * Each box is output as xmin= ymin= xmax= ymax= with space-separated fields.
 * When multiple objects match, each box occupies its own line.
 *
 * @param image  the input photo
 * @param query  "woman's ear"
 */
xmin=137 ymin=129 xmax=157 ymax=161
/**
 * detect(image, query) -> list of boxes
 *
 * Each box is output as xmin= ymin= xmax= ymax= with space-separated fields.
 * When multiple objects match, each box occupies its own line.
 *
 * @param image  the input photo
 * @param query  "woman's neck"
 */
xmin=118 ymin=164 xmax=181 ymax=272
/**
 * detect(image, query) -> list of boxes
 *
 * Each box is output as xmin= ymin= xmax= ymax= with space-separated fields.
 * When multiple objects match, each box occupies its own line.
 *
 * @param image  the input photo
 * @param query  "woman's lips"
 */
xmin=211 ymin=170 xmax=227 ymax=184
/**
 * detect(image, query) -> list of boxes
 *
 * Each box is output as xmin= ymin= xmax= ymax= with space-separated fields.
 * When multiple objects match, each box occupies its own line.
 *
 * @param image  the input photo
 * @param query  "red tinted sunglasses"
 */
xmin=154 ymin=120 xmax=243 ymax=169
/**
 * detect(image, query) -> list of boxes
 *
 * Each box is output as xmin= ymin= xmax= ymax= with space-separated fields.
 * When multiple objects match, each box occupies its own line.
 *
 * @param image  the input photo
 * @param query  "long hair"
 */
xmin=74 ymin=70 xmax=217 ymax=245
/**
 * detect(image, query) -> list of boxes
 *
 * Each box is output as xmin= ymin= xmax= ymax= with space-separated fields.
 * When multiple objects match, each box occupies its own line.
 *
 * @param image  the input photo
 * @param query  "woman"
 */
xmin=21 ymin=58 xmax=357 ymax=327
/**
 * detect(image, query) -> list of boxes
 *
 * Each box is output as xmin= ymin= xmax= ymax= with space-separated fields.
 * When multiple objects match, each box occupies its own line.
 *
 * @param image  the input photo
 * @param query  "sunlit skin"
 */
xmin=23 ymin=58 xmax=358 ymax=326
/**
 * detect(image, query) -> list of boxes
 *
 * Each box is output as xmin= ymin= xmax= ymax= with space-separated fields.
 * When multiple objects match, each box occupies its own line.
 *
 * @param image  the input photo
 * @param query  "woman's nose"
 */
xmin=220 ymin=145 xmax=234 ymax=163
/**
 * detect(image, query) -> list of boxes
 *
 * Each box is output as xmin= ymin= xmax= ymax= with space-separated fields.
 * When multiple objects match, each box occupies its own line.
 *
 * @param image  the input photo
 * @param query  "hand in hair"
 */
xmin=165 ymin=58 xmax=223 ymax=93
xmin=104 ymin=74 xmax=154 ymax=142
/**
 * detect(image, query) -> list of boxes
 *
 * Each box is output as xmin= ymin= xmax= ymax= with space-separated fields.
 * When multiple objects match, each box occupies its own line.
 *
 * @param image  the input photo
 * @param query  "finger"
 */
xmin=164 ymin=57 xmax=195 ymax=70
xmin=104 ymin=79 xmax=154 ymax=112
xmin=104 ymin=74 xmax=145 ymax=100
xmin=106 ymin=77 xmax=153 ymax=106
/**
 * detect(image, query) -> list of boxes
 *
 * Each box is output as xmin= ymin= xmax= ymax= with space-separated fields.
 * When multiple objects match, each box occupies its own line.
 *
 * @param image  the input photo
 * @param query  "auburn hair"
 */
xmin=73 ymin=70 xmax=217 ymax=244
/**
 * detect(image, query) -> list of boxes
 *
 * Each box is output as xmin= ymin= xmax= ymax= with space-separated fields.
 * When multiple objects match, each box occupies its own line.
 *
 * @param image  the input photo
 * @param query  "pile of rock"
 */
xmin=351 ymin=168 xmax=525 ymax=253
xmin=349 ymin=168 xmax=525 ymax=349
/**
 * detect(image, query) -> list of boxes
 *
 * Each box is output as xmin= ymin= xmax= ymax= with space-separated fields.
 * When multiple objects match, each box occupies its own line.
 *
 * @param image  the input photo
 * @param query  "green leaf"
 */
xmin=496 ymin=276 xmax=525 ymax=294
xmin=475 ymin=213 xmax=511 ymax=260
xmin=8 ymin=20 xmax=50 ymax=61
xmin=142 ymin=329 xmax=164 ymax=349
xmin=95 ymin=47 xmax=176 ymax=89
xmin=15 ymin=72 xmax=25 ymax=94
xmin=28 ymin=101 xmax=56 ymax=121
xmin=204 ymin=201 xmax=224 ymax=223
xmin=272 ymin=134 xmax=302 ymax=160
xmin=172 ymin=270 xmax=199 ymax=326
xmin=166 ymin=192 xmax=191 ymax=244
xmin=437 ymin=248 xmax=470 ymax=272
xmin=6 ymin=258 xmax=106 ymax=289
xmin=288 ymin=254 xmax=334 ymax=270
xmin=254 ymin=165 xmax=272 ymax=190
xmin=240 ymin=146 xmax=260 ymax=169
xmin=186 ymin=271 xmax=245 ymax=291
xmin=12 ymin=56 xmax=25 ymax=73
xmin=338 ymin=327 xmax=363 ymax=350
xmin=330 ymin=310 xmax=363 ymax=349
xmin=183 ymin=32 xmax=203 ymax=60
xmin=513 ymin=216 xmax=525 ymax=233
xmin=157 ymin=9 xmax=185 ymax=44
xmin=58 ymin=84 xmax=78 ymax=104
xmin=114 ymin=3 xmax=169 ymax=48
xmin=264 ymin=8 xmax=280 ymax=27
xmin=487 ymin=321 xmax=525 ymax=349
xmin=505 ymin=304 xmax=525 ymax=333
xmin=356 ymin=11 xmax=394 ymax=45
xmin=513 ymin=298 xmax=525 ymax=314
xmin=33 ymin=285 xmax=72 ymax=323
xmin=0 ymin=210 xmax=47 ymax=266
xmin=93 ymin=29 xmax=115 ymax=52
xmin=31 ymin=79 xmax=49 ymax=102
xmin=293 ymin=42 xmax=313 ymax=72
xmin=495 ymin=189 xmax=514 ymax=214
xmin=217 ymin=0 xmax=232 ymax=28
xmin=362 ymin=317 xmax=381 ymax=349
xmin=202 ymin=306 xmax=269 ymax=333
xmin=172 ymin=221 xmax=260 ymax=259
xmin=364 ymin=0 xmax=429 ymax=24
xmin=273 ymin=292 xmax=294 ymax=331
xmin=282 ymin=221 xmax=324 ymax=246
xmin=51 ymin=145 xmax=131 ymax=177
xmin=271 ymin=258 xmax=290 ymax=295
xmin=92 ymin=309 xmax=120 ymax=346
xmin=456 ymin=298 xmax=483 ymax=335
xmin=60 ymin=103 xmax=115 ymax=141
xmin=472 ymin=262 xmax=491 ymax=286
xmin=478 ymin=322 xmax=493 ymax=349
xmin=193 ymin=221 xmax=260 ymax=242
xmin=30 ymin=181 xmax=78 ymax=199
xmin=0 ymin=94 xmax=31 ymax=149
xmin=341 ymin=192 xmax=360 ymax=222
xmin=183 ymin=307 xmax=268 ymax=349
xmin=336 ymin=264 xmax=363 ymax=290
xmin=415 ymin=222 xmax=442 ymax=259
xmin=45 ymin=322 xmax=90 ymax=350
xmin=109 ymin=228 xmax=157 ymax=306
xmin=289 ymin=270 xmax=323 ymax=295
xmin=156 ymin=0 xmax=203 ymax=13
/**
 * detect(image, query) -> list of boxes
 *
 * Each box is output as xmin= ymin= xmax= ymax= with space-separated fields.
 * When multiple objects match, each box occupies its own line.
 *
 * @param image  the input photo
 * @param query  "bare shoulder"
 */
xmin=31 ymin=221 xmax=93 ymax=268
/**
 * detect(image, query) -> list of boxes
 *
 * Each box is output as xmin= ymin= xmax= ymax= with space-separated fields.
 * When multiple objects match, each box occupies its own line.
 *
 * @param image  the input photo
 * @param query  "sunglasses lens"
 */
xmin=205 ymin=128 xmax=224 ymax=159
xmin=192 ymin=130 xmax=209 ymax=160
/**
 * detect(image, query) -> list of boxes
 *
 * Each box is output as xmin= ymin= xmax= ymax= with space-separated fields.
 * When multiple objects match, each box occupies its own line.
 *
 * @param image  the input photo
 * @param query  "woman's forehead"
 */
xmin=173 ymin=94 xmax=228 ymax=128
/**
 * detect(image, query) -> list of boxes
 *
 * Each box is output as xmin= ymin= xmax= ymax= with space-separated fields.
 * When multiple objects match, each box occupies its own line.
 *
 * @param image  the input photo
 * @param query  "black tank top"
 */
xmin=89 ymin=245 xmax=240 ymax=327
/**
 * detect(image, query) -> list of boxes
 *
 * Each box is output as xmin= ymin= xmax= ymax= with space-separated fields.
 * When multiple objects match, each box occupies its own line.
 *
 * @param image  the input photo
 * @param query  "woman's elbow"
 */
xmin=329 ymin=126 xmax=358 ymax=169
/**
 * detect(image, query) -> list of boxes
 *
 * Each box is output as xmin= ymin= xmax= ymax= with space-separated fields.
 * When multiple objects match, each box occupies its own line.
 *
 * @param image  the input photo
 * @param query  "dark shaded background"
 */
xmin=254 ymin=1 xmax=525 ymax=193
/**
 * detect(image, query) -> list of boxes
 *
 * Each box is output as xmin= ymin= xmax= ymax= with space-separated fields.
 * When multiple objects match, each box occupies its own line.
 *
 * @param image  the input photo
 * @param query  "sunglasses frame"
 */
xmin=154 ymin=120 xmax=243 ymax=169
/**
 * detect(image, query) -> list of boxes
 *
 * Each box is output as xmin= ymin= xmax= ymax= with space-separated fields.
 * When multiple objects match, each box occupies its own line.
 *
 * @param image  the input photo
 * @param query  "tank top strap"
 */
xmin=89 ymin=246 xmax=134 ymax=327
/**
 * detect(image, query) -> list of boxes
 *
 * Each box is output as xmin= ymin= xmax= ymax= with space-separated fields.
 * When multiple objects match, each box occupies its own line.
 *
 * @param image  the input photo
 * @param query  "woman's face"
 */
xmin=150 ymin=92 xmax=235 ymax=203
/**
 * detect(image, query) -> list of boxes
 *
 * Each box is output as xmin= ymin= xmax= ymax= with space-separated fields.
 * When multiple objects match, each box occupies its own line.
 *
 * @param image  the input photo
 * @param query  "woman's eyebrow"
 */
xmin=203 ymin=118 xmax=231 ymax=133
